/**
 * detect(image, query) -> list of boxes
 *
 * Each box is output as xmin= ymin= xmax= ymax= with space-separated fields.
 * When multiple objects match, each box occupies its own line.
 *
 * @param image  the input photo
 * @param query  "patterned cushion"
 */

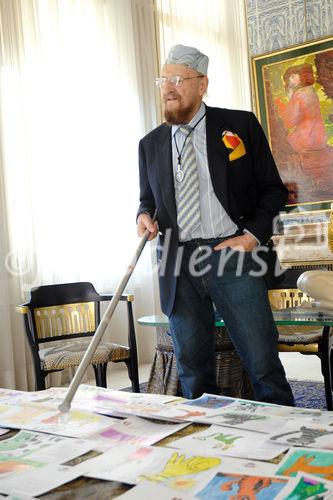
xmin=154 ymin=326 xmax=234 ymax=352
xmin=277 ymin=326 xmax=323 ymax=344
xmin=39 ymin=340 xmax=130 ymax=371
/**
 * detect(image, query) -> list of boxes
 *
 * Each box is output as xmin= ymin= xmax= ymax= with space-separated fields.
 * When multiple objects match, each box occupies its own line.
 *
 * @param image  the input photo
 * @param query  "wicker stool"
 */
xmin=147 ymin=326 xmax=253 ymax=398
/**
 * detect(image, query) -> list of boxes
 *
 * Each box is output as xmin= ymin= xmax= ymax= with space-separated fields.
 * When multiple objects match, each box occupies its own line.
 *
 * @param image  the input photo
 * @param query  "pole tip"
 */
xmin=58 ymin=401 xmax=71 ymax=413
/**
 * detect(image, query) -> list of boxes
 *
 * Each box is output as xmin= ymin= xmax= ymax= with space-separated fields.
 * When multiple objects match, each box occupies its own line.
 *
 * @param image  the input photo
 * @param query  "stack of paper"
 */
xmin=0 ymin=386 xmax=333 ymax=498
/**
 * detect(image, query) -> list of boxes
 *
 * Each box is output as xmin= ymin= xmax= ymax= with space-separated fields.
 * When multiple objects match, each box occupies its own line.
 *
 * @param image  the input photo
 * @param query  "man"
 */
xmin=137 ymin=44 xmax=294 ymax=405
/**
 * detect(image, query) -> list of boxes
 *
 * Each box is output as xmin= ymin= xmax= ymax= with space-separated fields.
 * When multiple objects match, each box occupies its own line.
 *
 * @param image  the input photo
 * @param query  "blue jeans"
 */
xmin=169 ymin=238 xmax=294 ymax=405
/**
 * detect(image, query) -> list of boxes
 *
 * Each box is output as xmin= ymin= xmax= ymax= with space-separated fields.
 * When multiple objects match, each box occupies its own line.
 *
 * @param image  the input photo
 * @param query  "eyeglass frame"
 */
xmin=155 ymin=75 xmax=204 ymax=88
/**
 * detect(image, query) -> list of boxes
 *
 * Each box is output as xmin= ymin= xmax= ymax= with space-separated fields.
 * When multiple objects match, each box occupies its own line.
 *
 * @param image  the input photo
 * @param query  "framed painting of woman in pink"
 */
xmin=252 ymin=37 xmax=333 ymax=210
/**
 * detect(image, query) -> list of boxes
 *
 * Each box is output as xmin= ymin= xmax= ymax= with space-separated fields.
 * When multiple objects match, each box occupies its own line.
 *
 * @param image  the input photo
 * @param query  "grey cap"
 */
xmin=165 ymin=44 xmax=209 ymax=76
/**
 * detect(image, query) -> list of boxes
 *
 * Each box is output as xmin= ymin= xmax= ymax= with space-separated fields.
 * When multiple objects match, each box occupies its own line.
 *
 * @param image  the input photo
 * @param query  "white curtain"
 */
xmin=0 ymin=0 xmax=159 ymax=390
xmin=0 ymin=0 xmax=252 ymax=391
xmin=155 ymin=0 xmax=252 ymax=111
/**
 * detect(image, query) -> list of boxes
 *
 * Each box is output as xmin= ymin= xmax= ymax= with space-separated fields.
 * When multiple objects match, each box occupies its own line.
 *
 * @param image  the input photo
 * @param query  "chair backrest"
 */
xmin=27 ymin=282 xmax=101 ymax=343
xmin=268 ymin=288 xmax=313 ymax=310
xmin=33 ymin=302 xmax=96 ymax=341
xmin=264 ymin=256 xmax=321 ymax=310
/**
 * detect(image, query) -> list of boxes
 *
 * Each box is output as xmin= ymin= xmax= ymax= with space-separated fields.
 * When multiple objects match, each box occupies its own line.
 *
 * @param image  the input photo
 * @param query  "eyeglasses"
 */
xmin=155 ymin=75 xmax=204 ymax=88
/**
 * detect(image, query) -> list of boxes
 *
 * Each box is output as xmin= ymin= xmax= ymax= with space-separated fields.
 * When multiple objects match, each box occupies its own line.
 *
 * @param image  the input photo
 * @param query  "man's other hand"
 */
xmin=214 ymin=233 xmax=258 ymax=252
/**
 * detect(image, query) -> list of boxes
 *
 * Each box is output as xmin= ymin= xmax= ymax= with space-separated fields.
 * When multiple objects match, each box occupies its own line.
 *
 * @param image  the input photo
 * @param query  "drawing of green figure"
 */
xmin=140 ymin=452 xmax=221 ymax=483
xmin=285 ymin=476 xmax=328 ymax=499
xmin=193 ymin=432 xmax=242 ymax=451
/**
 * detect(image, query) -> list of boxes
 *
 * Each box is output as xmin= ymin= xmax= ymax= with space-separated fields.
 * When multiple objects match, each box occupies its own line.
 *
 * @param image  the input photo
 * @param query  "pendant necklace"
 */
xmin=174 ymin=113 xmax=206 ymax=183
xmin=175 ymin=168 xmax=185 ymax=183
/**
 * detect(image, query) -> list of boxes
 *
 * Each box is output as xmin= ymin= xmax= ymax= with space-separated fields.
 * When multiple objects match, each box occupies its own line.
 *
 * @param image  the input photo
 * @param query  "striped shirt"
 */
xmin=172 ymin=102 xmax=238 ymax=242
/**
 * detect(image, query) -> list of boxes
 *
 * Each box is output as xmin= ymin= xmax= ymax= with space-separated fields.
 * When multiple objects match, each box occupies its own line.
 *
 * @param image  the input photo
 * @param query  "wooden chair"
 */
xmin=17 ymin=282 xmax=139 ymax=392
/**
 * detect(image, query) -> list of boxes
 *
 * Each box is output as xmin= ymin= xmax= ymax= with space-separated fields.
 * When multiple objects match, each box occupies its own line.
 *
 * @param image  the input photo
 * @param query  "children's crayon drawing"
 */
xmin=169 ymin=424 xmax=287 ymax=460
xmin=274 ymin=472 xmax=333 ymax=500
xmin=277 ymin=448 xmax=333 ymax=481
xmin=139 ymin=451 xmax=221 ymax=483
xmin=99 ymin=416 xmax=188 ymax=446
xmin=0 ymin=429 xmax=93 ymax=479
xmin=183 ymin=394 xmax=236 ymax=410
xmin=196 ymin=472 xmax=287 ymax=499
xmin=0 ymin=402 xmax=112 ymax=438
xmin=269 ymin=423 xmax=333 ymax=449
xmin=84 ymin=444 xmax=223 ymax=492
xmin=203 ymin=412 xmax=289 ymax=434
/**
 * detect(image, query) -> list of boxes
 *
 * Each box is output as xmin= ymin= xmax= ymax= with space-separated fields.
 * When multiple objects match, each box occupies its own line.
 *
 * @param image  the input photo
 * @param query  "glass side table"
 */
xmin=138 ymin=307 xmax=333 ymax=408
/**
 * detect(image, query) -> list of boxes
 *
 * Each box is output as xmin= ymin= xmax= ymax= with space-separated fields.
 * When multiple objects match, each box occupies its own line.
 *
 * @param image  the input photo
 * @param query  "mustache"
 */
xmin=163 ymin=91 xmax=180 ymax=102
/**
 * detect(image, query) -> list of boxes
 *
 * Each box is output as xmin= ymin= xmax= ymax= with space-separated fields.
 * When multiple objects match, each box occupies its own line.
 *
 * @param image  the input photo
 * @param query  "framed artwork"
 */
xmin=252 ymin=36 xmax=333 ymax=210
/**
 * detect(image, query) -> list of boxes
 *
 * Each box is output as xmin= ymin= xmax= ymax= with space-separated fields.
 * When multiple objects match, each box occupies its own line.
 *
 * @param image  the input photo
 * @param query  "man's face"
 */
xmin=160 ymin=64 xmax=208 ymax=125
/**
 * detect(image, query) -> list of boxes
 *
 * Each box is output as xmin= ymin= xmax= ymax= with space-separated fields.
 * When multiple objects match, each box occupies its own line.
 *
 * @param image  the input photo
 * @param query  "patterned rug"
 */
xmin=289 ymin=379 xmax=327 ymax=410
xmin=123 ymin=379 xmax=328 ymax=410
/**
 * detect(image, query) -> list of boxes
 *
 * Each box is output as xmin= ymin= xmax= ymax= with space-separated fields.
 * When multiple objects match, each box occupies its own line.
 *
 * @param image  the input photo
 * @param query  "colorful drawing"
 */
xmin=100 ymin=427 xmax=144 ymax=446
xmin=86 ymin=398 xmax=172 ymax=418
xmin=0 ymin=430 xmax=62 ymax=458
xmin=42 ymin=409 xmax=100 ymax=427
xmin=277 ymin=449 xmax=333 ymax=480
xmin=123 ymin=402 xmax=175 ymax=416
xmin=169 ymin=477 xmax=196 ymax=490
xmin=197 ymin=472 xmax=287 ymax=499
xmin=193 ymin=432 xmax=242 ymax=451
xmin=0 ymin=460 xmax=33 ymax=475
xmin=230 ymin=402 xmax=268 ymax=414
xmin=170 ymin=423 xmax=287 ymax=461
xmin=270 ymin=425 xmax=333 ymax=447
xmin=184 ymin=395 xmax=235 ymax=409
xmin=289 ymin=409 xmax=321 ymax=418
xmin=128 ymin=447 xmax=154 ymax=461
xmin=2 ymin=405 xmax=47 ymax=425
xmin=94 ymin=394 xmax=128 ymax=404
xmin=0 ymin=430 xmax=52 ymax=476
xmin=162 ymin=407 xmax=208 ymax=420
xmin=0 ymin=390 xmax=25 ymax=401
xmin=99 ymin=416 xmax=187 ymax=448
xmin=211 ymin=413 xmax=266 ymax=426
xmin=0 ymin=402 xmax=112 ymax=438
xmin=282 ymin=475 xmax=330 ymax=499
xmin=140 ymin=452 xmax=221 ymax=483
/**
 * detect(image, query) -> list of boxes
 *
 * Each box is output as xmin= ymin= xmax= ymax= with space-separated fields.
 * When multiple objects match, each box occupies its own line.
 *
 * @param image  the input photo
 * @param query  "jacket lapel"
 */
xmin=205 ymin=106 xmax=230 ymax=212
xmin=156 ymin=125 xmax=177 ymax=224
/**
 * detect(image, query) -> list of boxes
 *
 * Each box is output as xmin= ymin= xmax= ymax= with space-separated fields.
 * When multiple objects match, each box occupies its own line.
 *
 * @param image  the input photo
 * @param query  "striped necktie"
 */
xmin=177 ymin=125 xmax=201 ymax=234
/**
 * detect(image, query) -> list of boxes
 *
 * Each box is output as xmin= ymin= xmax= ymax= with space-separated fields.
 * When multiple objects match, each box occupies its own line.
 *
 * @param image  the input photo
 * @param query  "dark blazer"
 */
xmin=137 ymin=105 xmax=288 ymax=316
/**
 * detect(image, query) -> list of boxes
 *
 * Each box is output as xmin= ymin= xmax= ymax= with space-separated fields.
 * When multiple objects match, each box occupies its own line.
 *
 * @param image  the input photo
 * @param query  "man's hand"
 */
xmin=214 ymin=233 xmax=258 ymax=252
xmin=137 ymin=213 xmax=158 ymax=241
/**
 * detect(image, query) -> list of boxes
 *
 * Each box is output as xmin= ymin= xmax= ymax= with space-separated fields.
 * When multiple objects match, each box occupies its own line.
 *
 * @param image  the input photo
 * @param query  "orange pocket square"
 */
xmin=222 ymin=131 xmax=246 ymax=161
